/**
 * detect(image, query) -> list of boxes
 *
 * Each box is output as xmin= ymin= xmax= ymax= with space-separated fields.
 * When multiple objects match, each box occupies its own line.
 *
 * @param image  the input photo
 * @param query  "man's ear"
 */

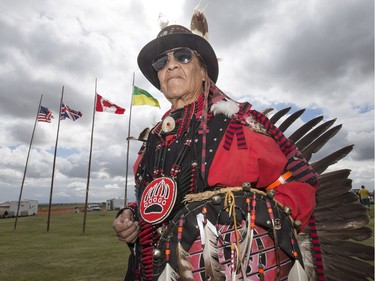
xmin=201 ymin=67 xmax=207 ymax=81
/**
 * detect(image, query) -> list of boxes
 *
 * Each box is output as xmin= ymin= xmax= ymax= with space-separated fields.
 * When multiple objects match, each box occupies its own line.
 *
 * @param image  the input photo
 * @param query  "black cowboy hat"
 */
xmin=137 ymin=25 xmax=219 ymax=90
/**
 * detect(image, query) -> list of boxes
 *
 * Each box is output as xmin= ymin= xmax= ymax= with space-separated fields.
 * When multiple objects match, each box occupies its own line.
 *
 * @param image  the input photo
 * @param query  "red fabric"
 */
xmin=208 ymin=126 xmax=316 ymax=231
xmin=133 ymin=153 xmax=143 ymax=174
xmin=274 ymin=182 xmax=316 ymax=231
xmin=208 ymin=128 xmax=286 ymax=188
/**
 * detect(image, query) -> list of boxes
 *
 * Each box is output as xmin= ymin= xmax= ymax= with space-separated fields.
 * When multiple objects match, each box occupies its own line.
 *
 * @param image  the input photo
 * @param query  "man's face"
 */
xmin=157 ymin=48 xmax=206 ymax=109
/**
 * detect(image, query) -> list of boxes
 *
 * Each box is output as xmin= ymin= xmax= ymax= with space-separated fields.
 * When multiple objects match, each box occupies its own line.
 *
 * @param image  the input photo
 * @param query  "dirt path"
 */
xmin=38 ymin=207 xmax=78 ymax=215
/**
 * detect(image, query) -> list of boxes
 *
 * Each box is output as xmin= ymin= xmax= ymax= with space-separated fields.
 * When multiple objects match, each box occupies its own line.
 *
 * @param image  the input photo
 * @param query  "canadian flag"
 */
xmin=95 ymin=93 xmax=125 ymax=114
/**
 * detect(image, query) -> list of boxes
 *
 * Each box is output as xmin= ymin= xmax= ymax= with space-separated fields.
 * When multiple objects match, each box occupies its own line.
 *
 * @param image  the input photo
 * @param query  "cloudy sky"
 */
xmin=0 ymin=0 xmax=373 ymax=205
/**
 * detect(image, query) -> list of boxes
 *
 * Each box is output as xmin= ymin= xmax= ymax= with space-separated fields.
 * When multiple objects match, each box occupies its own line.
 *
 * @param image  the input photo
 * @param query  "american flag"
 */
xmin=38 ymin=106 xmax=54 ymax=123
xmin=60 ymin=102 xmax=82 ymax=121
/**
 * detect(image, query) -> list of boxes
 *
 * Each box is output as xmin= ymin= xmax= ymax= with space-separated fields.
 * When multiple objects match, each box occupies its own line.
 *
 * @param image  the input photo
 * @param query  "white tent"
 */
xmin=106 ymin=198 xmax=125 ymax=211
xmin=9 ymin=199 xmax=38 ymax=216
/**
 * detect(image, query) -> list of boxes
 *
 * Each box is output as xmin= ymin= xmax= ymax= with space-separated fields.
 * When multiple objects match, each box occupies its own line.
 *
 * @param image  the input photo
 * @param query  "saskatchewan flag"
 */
xmin=132 ymin=86 xmax=160 ymax=108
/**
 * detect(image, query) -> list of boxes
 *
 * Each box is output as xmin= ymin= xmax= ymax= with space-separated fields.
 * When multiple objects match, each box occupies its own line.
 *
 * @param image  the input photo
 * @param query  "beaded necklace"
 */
xmin=152 ymin=99 xmax=199 ymax=179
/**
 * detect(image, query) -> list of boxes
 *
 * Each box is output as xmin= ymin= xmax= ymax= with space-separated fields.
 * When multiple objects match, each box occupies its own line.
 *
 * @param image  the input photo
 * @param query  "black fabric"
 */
xmin=198 ymin=113 xmax=231 ymax=187
xmin=124 ymin=251 xmax=137 ymax=281
xmin=135 ymin=115 xmax=200 ymax=220
xmin=134 ymin=112 xmax=230 ymax=223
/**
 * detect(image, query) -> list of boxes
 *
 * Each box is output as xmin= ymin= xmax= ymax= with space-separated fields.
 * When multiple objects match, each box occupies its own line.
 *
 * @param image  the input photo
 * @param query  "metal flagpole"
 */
xmin=47 ymin=86 xmax=64 ymax=232
xmin=124 ymin=72 xmax=135 ymax=207
xmin=14 ymin=94 xmax=43 ymax=230
xmin=83 ymin=78 xmax=97 ymax=234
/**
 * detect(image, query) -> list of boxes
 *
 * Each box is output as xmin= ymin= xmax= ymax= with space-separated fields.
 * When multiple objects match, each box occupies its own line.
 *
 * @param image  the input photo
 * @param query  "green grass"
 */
xmin=0 ymin=211 xmax=130 ymax=281
xmin=362 ymin=204 xmax=374 ymax=247
xmin=0 ymin=206 xmax=373 ymax=280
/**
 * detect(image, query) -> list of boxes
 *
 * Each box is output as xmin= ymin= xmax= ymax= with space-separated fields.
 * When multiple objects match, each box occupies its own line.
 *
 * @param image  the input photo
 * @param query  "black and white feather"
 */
xmin=268 ymin=107 xmax=374 ymax=281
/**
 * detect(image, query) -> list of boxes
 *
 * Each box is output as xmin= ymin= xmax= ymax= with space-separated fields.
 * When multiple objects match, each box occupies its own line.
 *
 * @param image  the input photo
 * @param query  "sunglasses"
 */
xmin=152 ymin=47 xmax=202 ymax=71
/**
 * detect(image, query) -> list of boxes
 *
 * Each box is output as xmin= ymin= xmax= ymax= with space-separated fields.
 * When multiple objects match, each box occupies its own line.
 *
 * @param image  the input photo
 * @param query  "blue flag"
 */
xmin=60 ymin=102 xmax=82 ymax=121
xmin=38 ymin=106 xmax=54 ymax=123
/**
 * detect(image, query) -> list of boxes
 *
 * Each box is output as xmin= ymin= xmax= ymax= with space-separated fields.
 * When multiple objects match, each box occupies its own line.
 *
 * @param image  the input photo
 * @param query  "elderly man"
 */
xmin=113 ymin=24 xmax=317 ymax=281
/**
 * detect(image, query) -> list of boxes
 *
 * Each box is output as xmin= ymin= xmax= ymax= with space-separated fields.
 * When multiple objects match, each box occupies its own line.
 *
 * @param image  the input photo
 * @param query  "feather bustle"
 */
xmin=295 ymin=119 xmax=336 ymax=151
xmin=301 ymin=124 xmax=342 ymax=161
xmin=316 ymin=185 xmax=353 ymax=203
xmin=269 ymin=107 xmax=291 ymax=124
xmin=322 ymin=254 xmax=374 ymax=280
xmin=311 ymin=145 xmax=354 ymax=174
xmin=314 ymin=204 xmax=369 ymax=221
xmin=317 ymin=179 xmax=352 ymax=196
xmin=317 ymin=227 xmax=372 ymax=241
xmin=321 ymin=240 xmax=374 ymax=261
xmin=288 ymin=115 xmax=323 ymax=143
xmin=261 ymin=107 xmax=274 ymax=116
xmin=316 ymin=214 xmax=370 ymax=232
xmin=270 ymin=107 xmax=373 ymax=281
xmin=317 ymin=169 xmax=351 ymax=182
xmin=316 ymin=178 xmax=352 ymax=199
xmin=278 ymin=108 xmax=305 ymax=132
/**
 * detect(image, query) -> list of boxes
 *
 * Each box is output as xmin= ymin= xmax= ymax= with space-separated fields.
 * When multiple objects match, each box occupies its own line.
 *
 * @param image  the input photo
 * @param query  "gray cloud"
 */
xmin=0 ymin=0 xmax=373 ymax=204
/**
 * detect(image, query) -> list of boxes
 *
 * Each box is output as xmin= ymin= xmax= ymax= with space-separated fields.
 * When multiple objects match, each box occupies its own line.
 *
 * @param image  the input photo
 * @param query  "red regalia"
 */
xmin=124 ymin=82 xmax=318 ymax=280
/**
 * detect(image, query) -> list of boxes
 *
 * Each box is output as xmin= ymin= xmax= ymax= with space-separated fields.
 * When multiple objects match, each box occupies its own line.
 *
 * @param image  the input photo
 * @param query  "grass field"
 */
xmin=0 ymin=206 xmax=373 ymax=280
xmin=0 ymin=210 xmax=130 ymax=281
xmin=363 ymin=205 xmax=374 ymax=248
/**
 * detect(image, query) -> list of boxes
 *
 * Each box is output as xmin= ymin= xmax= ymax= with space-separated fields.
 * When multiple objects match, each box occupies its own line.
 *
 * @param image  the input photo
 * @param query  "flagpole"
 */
xmin=124 ymin=72 xmax=135 ymax=207
xmin=14 ymin=94 xmax=43 ymax=230
xmin=46 ymin=86 xmax=64 ymax=232
xmin=83 ymin=78 xmax=97 ymax=234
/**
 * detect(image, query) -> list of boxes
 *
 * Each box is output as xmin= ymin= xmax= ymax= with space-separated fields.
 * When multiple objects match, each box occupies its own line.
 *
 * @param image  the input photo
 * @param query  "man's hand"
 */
xmin=112 ymin=209 xmax=140 ymax=244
